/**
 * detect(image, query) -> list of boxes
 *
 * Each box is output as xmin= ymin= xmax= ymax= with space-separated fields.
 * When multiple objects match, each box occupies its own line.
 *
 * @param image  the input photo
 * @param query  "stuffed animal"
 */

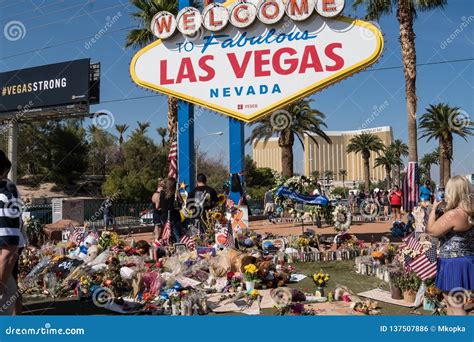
xmin=256 ymin=260 xmax=276 ymax=288
xmin=274 ymin=271 xmax=291 ymax=287
xmin=238 ymin=255 xmax=257 ymax=273
xmin=86 ymin=245 xmax=100 ymax=263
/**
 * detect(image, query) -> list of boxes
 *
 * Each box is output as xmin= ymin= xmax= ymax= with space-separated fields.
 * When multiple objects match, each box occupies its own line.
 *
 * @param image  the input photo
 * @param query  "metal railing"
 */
xmin=85 ymin=202 xmax=153 ymax=228
xmin=23 ymin=204 xmax=53 ymax=225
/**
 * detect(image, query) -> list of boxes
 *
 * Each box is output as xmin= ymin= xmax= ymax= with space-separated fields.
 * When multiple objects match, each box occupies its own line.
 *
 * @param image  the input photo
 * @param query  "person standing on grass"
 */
xmin=389 ymin=185 xmax=403 ymax=221
xmin=427 ymin=175 xmax=473 ymax=316
xmin=0 ymin=150 xmax=24 ymax=315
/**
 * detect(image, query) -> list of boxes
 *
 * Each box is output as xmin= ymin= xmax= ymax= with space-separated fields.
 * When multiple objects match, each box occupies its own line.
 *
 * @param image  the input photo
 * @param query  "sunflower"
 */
xmin=212 ymin=212 xmax=223 ymax=221
xmin=217 ymin=194 xmax=226 ymax=205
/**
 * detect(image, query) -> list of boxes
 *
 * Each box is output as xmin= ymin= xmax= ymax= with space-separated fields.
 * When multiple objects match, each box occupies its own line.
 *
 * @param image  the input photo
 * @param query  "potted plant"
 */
xmin=388 ymin=270 xmax=403 ymax=300
xmin=312 ymin=270 xmax=330 ymax=297
xmin=423 ymin=285 xmax=441 ymax=312
xmin=399 ymin=271 xmax=421 ymax=304
xmin=243 ymin=264 xmax=259 ymax=291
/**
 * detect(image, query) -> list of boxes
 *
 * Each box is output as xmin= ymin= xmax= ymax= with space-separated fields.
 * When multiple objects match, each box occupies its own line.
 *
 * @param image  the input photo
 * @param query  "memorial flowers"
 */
xmin=313 ymin=271 xmax=330 ymax=287
xmin=313 ymin=270 xmax=330 ymax=296
xmin=243 ymin=263 xmax=259 ymax=291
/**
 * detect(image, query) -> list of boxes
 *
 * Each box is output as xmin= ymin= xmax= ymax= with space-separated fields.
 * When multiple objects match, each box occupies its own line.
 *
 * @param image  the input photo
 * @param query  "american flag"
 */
xmin=223 ymin=222 xmax=235 ymax=248
xmin=402 ymin=234 xmax=422 ymax=252
xmin=168 ymin=138 xmax=178 ymax=179
xmin=69 ymin=226 xmax=84 ymax=245
xmin=88 ymin=229 xmax=99 ymax=240
xmin=425 ymin=244 xmax=437 ymax=263
xmin=402 ymin=162 xmax=419 ymax=212
xmin=404 ymin=253 xmax=413 ymax=267
xmin=153 ymin=218 xmax=172 ymax=247
xmin=180 ymin=235 xmax=195 ymax=250
xmin=408 ymin=253 xmax=437 ymax=280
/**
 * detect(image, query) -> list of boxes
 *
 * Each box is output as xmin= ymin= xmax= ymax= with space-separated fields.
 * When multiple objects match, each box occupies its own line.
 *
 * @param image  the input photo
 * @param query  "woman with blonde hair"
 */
xmin=427 ymin=175 xmax=473 ymax=315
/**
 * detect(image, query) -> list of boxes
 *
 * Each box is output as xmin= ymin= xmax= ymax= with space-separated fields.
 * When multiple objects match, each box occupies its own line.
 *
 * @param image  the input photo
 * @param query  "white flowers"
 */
xmin=333 ymin=205 xmax=351 ymax=233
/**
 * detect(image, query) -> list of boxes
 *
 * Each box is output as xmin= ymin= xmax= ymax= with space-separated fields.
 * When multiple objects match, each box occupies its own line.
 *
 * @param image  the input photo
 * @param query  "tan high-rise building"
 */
xmin=252 ymin=126 xmax=393 ymax=184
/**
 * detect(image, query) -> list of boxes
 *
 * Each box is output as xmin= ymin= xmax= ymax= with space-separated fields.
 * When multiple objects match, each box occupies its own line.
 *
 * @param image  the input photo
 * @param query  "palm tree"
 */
xmin=389 ymin=139 xmax=409 ymax=186
xmin=419 ymin=151 xmax=439 ymax=181
xmin=374 ymin=148 xmax=399 ymax=189
xmin=312 ymin=170 xmax=321 ymax=181
xmin=115 ymin=124 xmax=129 ymax=145
xmin=353 ymin=0 xmax=448 ymax=164
xmin=419 ymin=103 xmax=473 ymax=186
xmin=347 ymin=133 xmax=384 ymax=191
xmin=324 ymin=170 xmax=334 ymax=188
xmin=136 ymin=121 xmax=151 ymax=135
xmin=157 ymin=127 xmax=167 ymax=146
xmin=339 ymin=169 xmax=347 ymax=188
xmin=125 ymin=0 xmax=179 ymax=140
xmin=247 ymin=99 xmax=331 ymax=177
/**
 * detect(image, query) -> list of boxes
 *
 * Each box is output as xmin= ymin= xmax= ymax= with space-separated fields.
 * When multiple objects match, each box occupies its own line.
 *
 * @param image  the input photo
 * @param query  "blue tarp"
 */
xmin=275 ymin=186 xmax=329 ymax=206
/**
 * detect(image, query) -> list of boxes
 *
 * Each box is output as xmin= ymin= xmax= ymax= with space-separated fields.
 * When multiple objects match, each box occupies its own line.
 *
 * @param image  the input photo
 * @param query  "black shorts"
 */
xmin=153 ymin=210 xmax=163 ymax=225
xmin=391 ymin=204 xmax=401 ymax=209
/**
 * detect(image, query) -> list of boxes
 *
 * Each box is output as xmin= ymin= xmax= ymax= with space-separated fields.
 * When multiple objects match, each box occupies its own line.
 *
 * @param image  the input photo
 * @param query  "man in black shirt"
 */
xmin=186 ymin=174 xmax=218 ymax=218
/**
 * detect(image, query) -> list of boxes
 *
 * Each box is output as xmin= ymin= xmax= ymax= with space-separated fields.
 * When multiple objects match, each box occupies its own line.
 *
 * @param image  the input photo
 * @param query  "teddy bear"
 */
xmin=238 ymin=255 xmax=257 ymax=273
xmin=256 ymin=260 xmax=279 ymax=288
xmin=274 ymin=271 xmax=291 ymax=287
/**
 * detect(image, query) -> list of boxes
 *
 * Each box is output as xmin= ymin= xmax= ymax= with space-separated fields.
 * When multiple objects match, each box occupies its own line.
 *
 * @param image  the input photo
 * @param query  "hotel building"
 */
xmin=252 ymin=126 xmax=393 ymax=184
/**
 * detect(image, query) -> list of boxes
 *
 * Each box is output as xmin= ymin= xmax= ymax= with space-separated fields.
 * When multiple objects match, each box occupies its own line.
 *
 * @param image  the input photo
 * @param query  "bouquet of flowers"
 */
xmin=243 ymin=264 xmax=259 ymax=282
xmin=313 ymin=271 xmax=330 ymax=288
xmin=98 ymin=231 xmax=120 ymax=250
xmin=245 ymin=289 xmax=262 ymax=306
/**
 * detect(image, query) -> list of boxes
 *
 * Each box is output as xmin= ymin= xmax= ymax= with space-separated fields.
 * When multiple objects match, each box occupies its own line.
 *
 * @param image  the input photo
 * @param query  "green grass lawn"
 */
xmin=287 ymin=260 xmax=420 ymax=315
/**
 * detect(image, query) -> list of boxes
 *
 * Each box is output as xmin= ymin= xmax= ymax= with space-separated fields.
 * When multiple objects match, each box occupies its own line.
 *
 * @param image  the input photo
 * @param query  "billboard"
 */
xmin=0 ymin=59 xmax=93 ymax=113
xmin=130 ymin=0 xmax=383 ymax=122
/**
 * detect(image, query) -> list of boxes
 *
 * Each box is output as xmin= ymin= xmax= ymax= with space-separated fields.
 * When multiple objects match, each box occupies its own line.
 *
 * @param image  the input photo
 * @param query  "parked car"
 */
xmin=139 ymin=209 xmax=153 ymax=225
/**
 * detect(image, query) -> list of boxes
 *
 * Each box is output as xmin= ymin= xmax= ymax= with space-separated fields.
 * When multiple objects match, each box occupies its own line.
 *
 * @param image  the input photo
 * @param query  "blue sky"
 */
xmin=0 ymin=0 xmax=472 ymax=179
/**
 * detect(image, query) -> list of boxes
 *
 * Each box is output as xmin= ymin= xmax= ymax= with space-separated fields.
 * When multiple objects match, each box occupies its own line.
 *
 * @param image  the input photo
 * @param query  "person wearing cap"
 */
xmin=0 ymin=150 xmax=25 ymax=315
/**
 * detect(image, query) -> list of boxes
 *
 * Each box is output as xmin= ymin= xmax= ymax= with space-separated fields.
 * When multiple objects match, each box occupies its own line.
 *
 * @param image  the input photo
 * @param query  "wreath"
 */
xmin=332 ymin=205 xmax=351 ymax=233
